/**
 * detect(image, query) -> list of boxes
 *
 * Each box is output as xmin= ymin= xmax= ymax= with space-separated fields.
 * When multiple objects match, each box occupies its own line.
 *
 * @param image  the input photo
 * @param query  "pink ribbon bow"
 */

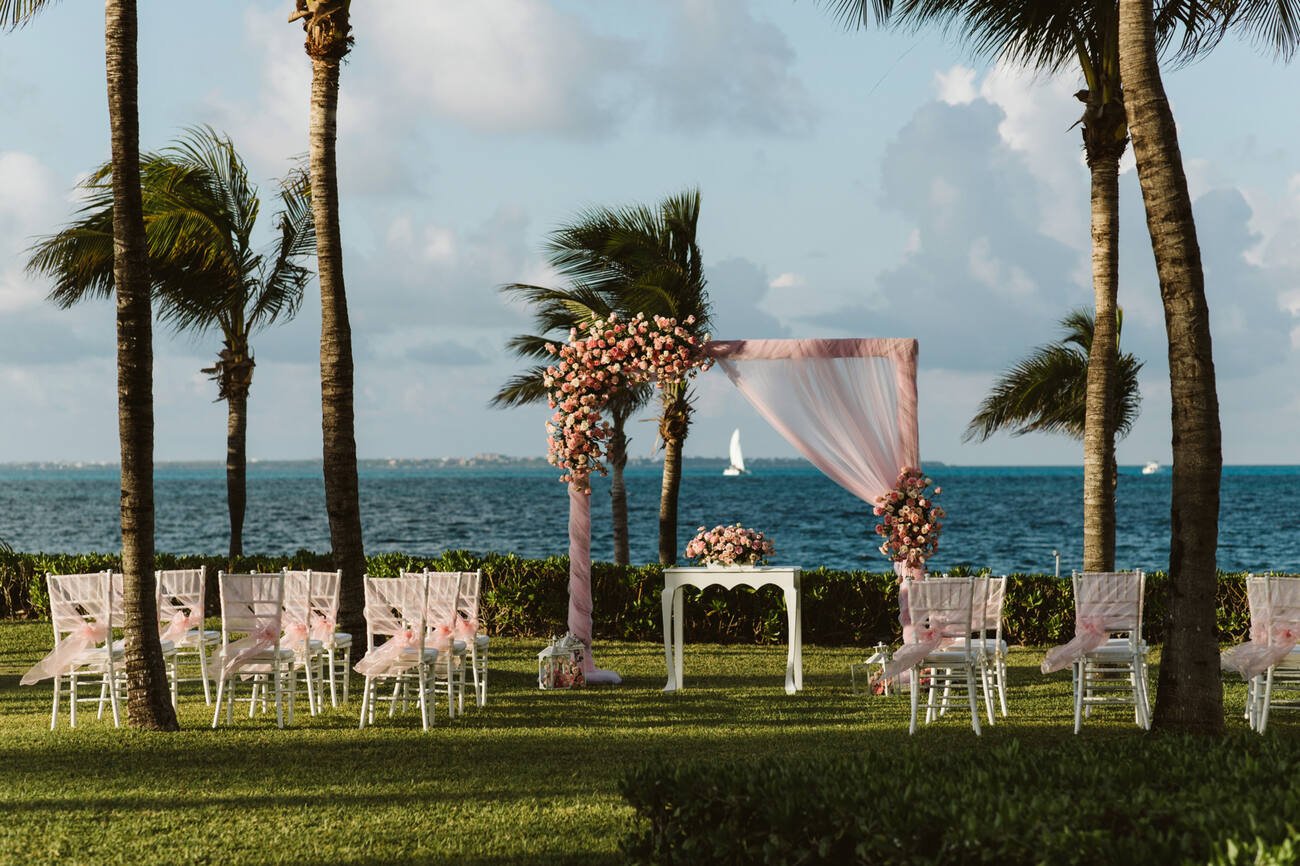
xmin=220 ymin=623 xmax=280 ymax=678
xmin=21 ymin=621 xmax=109 ymax=686
xmin=354 ymin=628 xmax=422 ymax=677
xmin=282 ymin=621 xmax=311 ymax=654
xmin=882 ymin=617 xmax=958 ymax=681
xmin=453 ymin=615 xmax=478 ymax=640
xmin=429 ymin=623 xmax=456 ymax=652
xmin=160 ymin=610 xmax=202 ymax=644
xmin=1040 ymin=616 xmax=1108 ymax=674
xmin=1222 ymin=624 xmax=1300 ymax=680
xmin=310 ymin=613 xmax=335 ymax=644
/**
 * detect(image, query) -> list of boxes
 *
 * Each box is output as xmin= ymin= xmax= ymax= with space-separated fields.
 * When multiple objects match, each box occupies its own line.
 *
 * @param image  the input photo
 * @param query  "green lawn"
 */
xmin=0 ymin=621 xmax=1265 ymax=865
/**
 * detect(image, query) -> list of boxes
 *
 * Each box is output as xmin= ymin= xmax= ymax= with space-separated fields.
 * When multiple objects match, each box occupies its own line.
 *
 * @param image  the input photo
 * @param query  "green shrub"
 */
xmin=0 ymin=548 xmax=1256 ymax=645
xmin=620 ymin=735 xmax=1300 ymax=866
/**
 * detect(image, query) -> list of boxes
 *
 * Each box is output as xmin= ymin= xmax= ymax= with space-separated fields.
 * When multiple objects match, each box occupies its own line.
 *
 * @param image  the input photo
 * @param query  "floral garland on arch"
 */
xmin=873 ymin=466 xmax=944 ymax=575
xmin=543 ymin=312 xmax=711 ymax=489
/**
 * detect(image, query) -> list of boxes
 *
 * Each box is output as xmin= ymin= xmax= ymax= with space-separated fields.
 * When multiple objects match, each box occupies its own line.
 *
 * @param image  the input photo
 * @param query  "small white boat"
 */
xmin=1142 ymin=461 xmax=1160 ymax=475
xmin=723 ymin=428 xmax=746 ymax=476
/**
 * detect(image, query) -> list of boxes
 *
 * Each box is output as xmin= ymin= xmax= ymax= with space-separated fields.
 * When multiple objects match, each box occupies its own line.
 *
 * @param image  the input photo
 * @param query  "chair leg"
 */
xmin=69 ymin=672 xmax=79 ymax=729
xmin=419 ymin=666 xmax=430 ymax=731
xmin=199 ymin=643 xmax=213 ymax=705
xmin=327 ymin=648 xmax=339 ymax=708
xmin=967 ymin=664 xmax=982 ymax=736
xmin=1260 ymin=668 xmax=1275 ymax=734
xmin=909 ymin=666 xmax=920 ymax=735
xmin=980 ymin=659 xmax=995 ymax=726
xmin=342 ymin=647 xmax=351 ymax=704
xmin=212 ymin=673 xmax=225 ymax=728
xmin=50 ymin=674 xmax=61 ymax=731
xmin=1073 ymin=660 xmax=1084 ymax=735
xmin=996 ymin=655 xmax=1009 ymax=716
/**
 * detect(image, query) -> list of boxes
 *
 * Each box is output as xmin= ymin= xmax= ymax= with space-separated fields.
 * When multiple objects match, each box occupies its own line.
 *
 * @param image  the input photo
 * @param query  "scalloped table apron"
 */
xmin=661 ymin=566 xmax=803 ymax=694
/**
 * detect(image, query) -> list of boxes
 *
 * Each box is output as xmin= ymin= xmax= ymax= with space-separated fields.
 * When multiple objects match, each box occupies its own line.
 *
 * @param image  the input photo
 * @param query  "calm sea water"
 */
xmin=1 ymin=461 xmax=1297 ymax=575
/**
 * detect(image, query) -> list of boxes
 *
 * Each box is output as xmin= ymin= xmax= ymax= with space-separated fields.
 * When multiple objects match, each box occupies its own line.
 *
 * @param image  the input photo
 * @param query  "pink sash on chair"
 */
xmin=882 ymin=617 xmax=962 ymax=680
xmin=220 ymin=623 xmax=280 ymax=678
xmin=1040 ymin=616 xmax=1108 ymax=674
xmin=354 ymin=628 xmax=421 ymax=677
xmin=310 ymin=613 xmax=335 ymax=644
xmin=21 ymin=621 xmax=109 ymax=686
xmin=160 ymin=610 xmax=203 ymax=644
xmin=1222 ymin=625 xmax=1300 ymax=680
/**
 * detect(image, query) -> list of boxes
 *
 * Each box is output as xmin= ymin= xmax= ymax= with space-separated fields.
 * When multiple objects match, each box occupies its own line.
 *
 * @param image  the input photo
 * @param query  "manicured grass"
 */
xmin=0 ymin=621 xmax=1267 ymax=865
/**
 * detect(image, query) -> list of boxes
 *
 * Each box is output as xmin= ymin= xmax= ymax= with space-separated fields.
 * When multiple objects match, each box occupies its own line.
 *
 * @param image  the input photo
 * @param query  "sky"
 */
xmin=1 ymin=0 xmax=1297 ymax=466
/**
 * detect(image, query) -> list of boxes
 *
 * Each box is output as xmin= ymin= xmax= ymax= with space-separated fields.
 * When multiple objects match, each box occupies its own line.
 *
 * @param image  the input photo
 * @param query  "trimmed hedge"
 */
xmin=0 ymin=547 xmax=1255 ymax=645
xmin=620 ymin=735 xmax=1300 ymax=865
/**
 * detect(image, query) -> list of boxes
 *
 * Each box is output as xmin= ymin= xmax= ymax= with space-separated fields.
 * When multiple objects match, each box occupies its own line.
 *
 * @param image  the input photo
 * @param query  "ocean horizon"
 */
xmin=2 ymin=459 xmax=1297 ymax=575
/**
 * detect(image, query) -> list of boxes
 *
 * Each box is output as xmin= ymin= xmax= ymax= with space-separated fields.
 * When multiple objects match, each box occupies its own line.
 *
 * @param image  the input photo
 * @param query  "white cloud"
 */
xmin=768 ymin=272 xmax=805 ymax=289
xmin=934 ymin=66 xmax=978 ymax=106
xmin=0 ymin=151 xmax=62 ymax=314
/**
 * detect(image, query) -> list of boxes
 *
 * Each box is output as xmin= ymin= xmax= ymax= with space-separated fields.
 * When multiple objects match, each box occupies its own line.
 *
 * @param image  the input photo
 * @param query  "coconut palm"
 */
xmin=27 ymin=127 xmax=315 ymax=562
xmin=3 ymin=0 xmax=176 ymax=729
xmin=288 ymin=0 xmax=365 ymax=637
xmin=547 ymin=190 xmax=711 ymax=565
xmin=495 ymin=285 xmax=652 ymax=566
xmin=820 ymin=0 xmax=1216 ymax=573
xmin=965 ymin=309 xmax=1142 ymax=451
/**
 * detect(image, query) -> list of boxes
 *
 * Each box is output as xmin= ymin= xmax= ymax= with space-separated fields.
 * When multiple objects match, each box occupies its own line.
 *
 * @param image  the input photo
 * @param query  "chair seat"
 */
xmin=474 ymin=634 xmax=489 ymax=650
xmin=921 ymin=649 xmax=980 ymax=664
xmin=1086 ymin=640 xmax=1145 ymax=661
xmin=941 ymin=637 xmax=1005 ymax=655
xmin=327 ymin=632 xmax=352 ymax=648
xmin=172 ymin=628 xmax=222 ymax=648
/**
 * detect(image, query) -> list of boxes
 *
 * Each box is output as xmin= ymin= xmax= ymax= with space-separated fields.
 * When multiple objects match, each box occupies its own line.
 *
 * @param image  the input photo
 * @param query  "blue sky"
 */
xmin=1 ymin=0 xmax=1296 ymax=466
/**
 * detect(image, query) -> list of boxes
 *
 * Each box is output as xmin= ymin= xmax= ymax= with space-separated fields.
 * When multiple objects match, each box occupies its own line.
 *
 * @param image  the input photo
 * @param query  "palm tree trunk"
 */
xmin=608 ymin=407 xmax=631 ymax=566
xmin=308 ymin=49 xmax=366 ymax=640
xmin=105 ymin=0 xmax=177 ymax=731
xmin=1082 ymin=147 xmax=1122 ymax=572
xmin=1119 ymin=0 xmax=1223 ymax=735
xmin=657 ymin=384 xmax=690 ymax=565
xmin=225 ymin=387 xmax=247 ymax=562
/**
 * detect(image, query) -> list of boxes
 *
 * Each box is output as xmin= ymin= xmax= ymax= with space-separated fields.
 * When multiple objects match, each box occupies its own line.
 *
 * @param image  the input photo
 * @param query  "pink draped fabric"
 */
xmin=160 ymin=610 xmax=202 ymax=644
xmin=1222 ymin=625 xmax=1300 ymax=680
xmin=881 ymin=617 xmax=963 ymax=681
xmin=707 ymin=338 xmax=921 ymax=642
xmin=1041 ymin=616 xmax=1109 ymax=673
xmin=310 ymin=613 xmax=335 ymax=644
xmin=220 ymin=623 xmax=280 ymax=678
xmin=21 ymin=621 xmax=109 ymax=685
xmin=568 ymin=483 xmax=621 ymax=684
xmin=354 ymin=627 xmax=421 ymax=677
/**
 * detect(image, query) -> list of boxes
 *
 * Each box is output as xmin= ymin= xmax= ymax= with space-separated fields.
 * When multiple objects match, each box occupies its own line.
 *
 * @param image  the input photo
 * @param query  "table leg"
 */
xmin=661 ymin=587 xmax=676 ymax=692
xmin=794 ymin=587 xmax=804 ymax=691
xmin=783 ymin=586 xmax=799 ymax=695
xmin=673 ymin=587 xmax=685 ymax=690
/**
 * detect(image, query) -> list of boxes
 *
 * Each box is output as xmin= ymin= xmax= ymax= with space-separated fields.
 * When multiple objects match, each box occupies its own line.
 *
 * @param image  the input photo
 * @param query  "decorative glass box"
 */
xmin=538 ymin=634 xmax=587 ymax=690
xmin=850 ymin=643 xmax=893 ymax=695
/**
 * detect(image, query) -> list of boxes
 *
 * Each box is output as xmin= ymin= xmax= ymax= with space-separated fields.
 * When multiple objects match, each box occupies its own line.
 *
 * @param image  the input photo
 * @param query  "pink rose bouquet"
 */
xmin=685 ymin=524 xmax=775 ymax=567
xmin=873 ymin=466 xmax=945 ymax=569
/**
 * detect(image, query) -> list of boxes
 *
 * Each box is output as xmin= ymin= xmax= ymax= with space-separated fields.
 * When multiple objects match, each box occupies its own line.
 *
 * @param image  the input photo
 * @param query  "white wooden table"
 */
xmin=661 ymin=566 xmax=803 ymax=694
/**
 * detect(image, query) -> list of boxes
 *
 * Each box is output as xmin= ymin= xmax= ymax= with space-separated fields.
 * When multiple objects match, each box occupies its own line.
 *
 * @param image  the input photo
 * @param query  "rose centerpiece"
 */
xmin=685 ymin=524 xmax=775 ymax=567
xmin=873 ymin=466 xmax=944 ymax=578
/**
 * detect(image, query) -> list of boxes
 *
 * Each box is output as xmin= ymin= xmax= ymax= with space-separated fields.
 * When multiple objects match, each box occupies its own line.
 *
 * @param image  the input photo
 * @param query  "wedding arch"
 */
xmin=545 ymin=328 xmax=919 ymax=683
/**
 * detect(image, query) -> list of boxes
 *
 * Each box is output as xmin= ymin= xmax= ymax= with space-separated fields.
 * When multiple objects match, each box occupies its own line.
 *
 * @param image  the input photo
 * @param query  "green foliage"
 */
xmin=621 ymin=735 xmax=1300 ymax=866
xmin=0 ymin=549 xmax=1259 ymax=647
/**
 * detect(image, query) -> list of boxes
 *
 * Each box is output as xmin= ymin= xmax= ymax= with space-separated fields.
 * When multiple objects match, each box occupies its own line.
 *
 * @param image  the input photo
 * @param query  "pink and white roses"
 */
xmin=873 ymin=466 xmax=945 ymax=569
xmin=685 ymin=524 xmax=775 ymax=567
xmin=543 ymin=312 xmax=711 ymax=488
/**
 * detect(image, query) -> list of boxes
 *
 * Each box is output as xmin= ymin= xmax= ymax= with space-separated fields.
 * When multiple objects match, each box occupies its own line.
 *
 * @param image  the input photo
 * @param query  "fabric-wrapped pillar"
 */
xmin=567 ymin=482 xmax=621 ymax=684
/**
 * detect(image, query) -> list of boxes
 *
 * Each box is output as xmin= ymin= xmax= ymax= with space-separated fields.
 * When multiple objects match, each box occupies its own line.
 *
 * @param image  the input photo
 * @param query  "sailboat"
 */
xmin=723 ymin=428 xmax=746 ymax=476
xmin=1142 ymin=460 xmax=1161 ymax=475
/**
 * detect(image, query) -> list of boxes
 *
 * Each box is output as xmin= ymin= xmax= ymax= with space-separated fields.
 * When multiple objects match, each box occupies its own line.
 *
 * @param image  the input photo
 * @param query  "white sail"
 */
xmin=723 ymin=428 xmax=746 ymax=476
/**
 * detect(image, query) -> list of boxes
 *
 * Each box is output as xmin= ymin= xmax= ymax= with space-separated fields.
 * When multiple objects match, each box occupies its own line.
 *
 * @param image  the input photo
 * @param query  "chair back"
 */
xmin=423 ymin=571 xmax=461 ymax=633
xmin=48 ymin=572 xmax=114 ymax=645
xmin=157 ymin=567 xmax=207 ymax=626
xmin=454 ymin=570 xmax=483 ymax=632
xmin=1246 ymin=574 xmax=1270 ymax=642
xmin=363 ymin=574 xmax=428 ymax=647
xmin=979 ymin=575 xmax=1008 ymax=639
xmin=1267 ymin=575 xmax=1300 ymax=640
xmin=218 ymin=572 xmax=285 ymax=642
xmin=1072 ymin=571 xmax=1145 ymax=647
xmin=281 ymin=570 xmax=313 ymax=649
xmin=906 ymin=576 xmax=975 ymax=650
xmin=308 ymin=569 xmax=343 ymax=639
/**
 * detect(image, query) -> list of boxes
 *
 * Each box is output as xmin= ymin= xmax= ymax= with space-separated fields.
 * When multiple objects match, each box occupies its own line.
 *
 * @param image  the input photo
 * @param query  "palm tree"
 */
xmin=289 ymin=0 xmax=365 ymax=638
xmin=495 ymin=284 xmax=652 ymax=566
xmin=1118 ymin=0 xmax=1223 ymax=734
xmin=3 ymin=0 xmax=176 ymax=730
xmin=821 ymin=0 xmax=1210 ymax=573
xmin=965 ymin=309 xmax=1142 ymax=454
xmin=548 ymin=190 xmax=711 ymax=565
xmin=28 ymin=127 xmax=315 ymax=562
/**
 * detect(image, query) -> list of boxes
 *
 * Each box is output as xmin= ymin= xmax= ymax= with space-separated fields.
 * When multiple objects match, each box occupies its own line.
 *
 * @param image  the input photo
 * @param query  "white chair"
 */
xmin=282 ymin=570 xmax=325 ymax=715
xmin=22 ymin=572 xmax=122 ymax=729
xmin=212 ymin=572 xmax=297 ymax=729
xmin=306 ymin=568 xmax=351 ymax=708
xmin=356 ymin=574 xmax=438 ymax=730
xmin=1069 ymin=570 xmax=1150 ymax=733
xmin=1251 ymin=575 xmax=1300 ymax=733
xmin=156 ymin=567 xmax=221 ymax=704
xmin=972 ymin=575 xmax=1009 ymax=717
xmin=423 ymin=571 xmax=469 ymax=718
xmin=895 ymin=576 xmax=984 ymax=735
xmin=453 ymin=569 xmax=488 ymax=707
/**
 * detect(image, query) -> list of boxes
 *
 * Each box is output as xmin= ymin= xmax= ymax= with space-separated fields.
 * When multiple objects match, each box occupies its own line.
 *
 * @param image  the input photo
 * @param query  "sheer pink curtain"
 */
xmin=568 ymin=483 xmax=621 ymax=684
xmin=706 ymin=338 xmax=920 ymax=639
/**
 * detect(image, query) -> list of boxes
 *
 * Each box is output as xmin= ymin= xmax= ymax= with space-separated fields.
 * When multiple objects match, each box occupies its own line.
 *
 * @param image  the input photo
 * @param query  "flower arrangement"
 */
xmin=685 ymin=524 xmax=775 ymax=567
xmin=873 ymin=466 xmax=945 ymax=569
xmin=543 ymin=312 xmax=711 ymax=488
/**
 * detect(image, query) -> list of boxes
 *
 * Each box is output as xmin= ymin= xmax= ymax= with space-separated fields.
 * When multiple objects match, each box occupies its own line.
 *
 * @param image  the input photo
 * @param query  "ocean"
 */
xmin=1 ymin=461 xmax=1297 ymax=575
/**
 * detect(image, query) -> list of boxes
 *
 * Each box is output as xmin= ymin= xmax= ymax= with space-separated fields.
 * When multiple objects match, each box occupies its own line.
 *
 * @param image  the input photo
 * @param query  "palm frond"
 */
xmin=249 ymin=165 xmax=313 ymax=331
xmin=0 ymin=0 xmax=52 ymax=29
xmin=491 ymin=367 xmax=553 ymax=408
